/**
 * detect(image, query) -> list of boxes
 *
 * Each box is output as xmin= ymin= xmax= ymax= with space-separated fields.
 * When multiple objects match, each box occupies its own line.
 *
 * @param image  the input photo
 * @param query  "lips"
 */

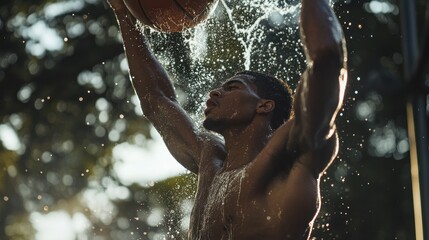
xmin=204 ymin=98 xmax=218 ymax=115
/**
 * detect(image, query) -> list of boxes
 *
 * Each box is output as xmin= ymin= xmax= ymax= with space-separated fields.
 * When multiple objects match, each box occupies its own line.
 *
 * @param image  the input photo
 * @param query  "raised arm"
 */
xmin=107 ymin=0 xmax=203 ymax=173
xmin=289 ymin=0 xmax=347 ymax=172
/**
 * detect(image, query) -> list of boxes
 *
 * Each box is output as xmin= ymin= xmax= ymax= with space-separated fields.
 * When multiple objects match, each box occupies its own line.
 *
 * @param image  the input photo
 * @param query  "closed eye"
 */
xmin=225 ymin=85 xmax=239 ymax=91
xmin=221 ymin=79 xmax=245 ymax=91
xmin=223 ymin=82 xmax=243 ymax=91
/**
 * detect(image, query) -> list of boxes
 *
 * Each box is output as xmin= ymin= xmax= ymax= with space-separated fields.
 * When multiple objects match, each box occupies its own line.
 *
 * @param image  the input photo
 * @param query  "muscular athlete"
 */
xmin=107 ymin=0 xmax=347 ymax=239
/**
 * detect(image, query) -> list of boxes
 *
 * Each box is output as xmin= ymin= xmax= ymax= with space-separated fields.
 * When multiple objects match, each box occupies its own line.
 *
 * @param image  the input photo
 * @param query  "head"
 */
xmin=236 ymin=71 xmax=293 ymax=130
xmin=203 ymin=70 xmax=293 ymax=132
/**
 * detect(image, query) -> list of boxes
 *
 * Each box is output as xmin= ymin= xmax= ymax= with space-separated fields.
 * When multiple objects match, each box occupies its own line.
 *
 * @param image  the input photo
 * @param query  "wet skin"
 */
xmin=108 ymin=0 xmax=347 ymax=239
xmin=188 ymin=76 xmax=339 ymax=240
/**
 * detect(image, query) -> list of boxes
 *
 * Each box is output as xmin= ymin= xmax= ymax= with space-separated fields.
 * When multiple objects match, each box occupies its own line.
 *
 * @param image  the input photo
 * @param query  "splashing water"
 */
xmin=184 ymin=0 xmax=302 ymax=70
xmin=146 ymin=0 xmax=304 ymax=122
xmin=140 ymin=2 xmax=365 ymax=239
xmin=142 ymin=1 xmax=306 ymax=237
xmin=218 ymin=0 xmax=301 ymax=70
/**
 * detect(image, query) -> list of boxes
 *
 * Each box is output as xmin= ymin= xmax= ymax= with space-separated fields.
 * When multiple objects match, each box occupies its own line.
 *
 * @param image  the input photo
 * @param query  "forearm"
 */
xmin=113 ymin=10 xmax=176 ymax=104
xmin=107 ymin=2 xmax=202 ymax=173
xmin=292 ymin=0 xmax=347 ymax=150
xmin=300 ymin=0 xmax=346 ymax=63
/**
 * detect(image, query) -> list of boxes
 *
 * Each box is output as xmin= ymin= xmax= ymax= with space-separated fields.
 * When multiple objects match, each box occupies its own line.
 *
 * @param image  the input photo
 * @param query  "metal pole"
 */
xmin=400 ymin=1 xmax=429 ymax=240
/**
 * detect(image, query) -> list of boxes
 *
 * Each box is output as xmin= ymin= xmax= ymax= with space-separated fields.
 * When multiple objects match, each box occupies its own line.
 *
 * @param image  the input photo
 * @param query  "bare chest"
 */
xmin=189 ymin=168 xmax=291 ymax=240
xmin=190 ymin=168 xmax=246 ymax=239
xmin=187 ymin=139 xmax=320 ymax=239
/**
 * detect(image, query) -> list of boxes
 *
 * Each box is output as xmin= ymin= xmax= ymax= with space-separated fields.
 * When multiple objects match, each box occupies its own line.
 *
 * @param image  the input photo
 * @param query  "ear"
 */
xmin=256 ymin=99 xmax=275 ymax=114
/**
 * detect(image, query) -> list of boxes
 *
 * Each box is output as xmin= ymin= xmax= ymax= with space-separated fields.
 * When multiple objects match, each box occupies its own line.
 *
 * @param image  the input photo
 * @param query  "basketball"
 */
xmin=123 ymin=0 xmax=218 ymax=32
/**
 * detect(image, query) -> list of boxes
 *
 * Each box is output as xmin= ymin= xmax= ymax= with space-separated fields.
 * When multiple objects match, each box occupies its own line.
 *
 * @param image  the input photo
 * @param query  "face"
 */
xmin=203 ymin=74 xmax=262 ymax=132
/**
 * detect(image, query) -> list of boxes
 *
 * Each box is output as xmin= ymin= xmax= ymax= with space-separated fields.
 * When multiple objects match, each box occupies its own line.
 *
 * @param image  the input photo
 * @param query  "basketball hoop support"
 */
xmin=400 ymin=1 xmax=429 ymax=239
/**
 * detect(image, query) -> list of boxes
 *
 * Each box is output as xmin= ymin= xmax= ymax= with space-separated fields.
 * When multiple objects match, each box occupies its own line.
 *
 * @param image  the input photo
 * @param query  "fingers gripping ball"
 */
xmin=123 ymin=0 xmax=218 ymax=32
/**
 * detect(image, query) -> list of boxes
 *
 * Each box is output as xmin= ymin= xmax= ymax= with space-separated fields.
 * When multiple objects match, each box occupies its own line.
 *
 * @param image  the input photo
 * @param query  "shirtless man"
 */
xmin=107 ymin=0 xmax=347 ymax=239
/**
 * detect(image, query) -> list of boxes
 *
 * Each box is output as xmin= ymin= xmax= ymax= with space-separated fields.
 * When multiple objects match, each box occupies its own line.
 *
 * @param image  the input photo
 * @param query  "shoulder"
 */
xmin=171 ymin=130 xmax=224 ymax=175
xmin=195 ymin=131 xmax=226 ymax=172
xmin=198 ymin=131 xmax=225 ymax=151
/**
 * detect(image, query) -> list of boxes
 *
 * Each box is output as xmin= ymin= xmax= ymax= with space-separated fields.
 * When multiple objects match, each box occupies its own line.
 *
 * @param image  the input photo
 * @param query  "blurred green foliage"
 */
xmin=0 ymin=0 xmax=427 ymax=239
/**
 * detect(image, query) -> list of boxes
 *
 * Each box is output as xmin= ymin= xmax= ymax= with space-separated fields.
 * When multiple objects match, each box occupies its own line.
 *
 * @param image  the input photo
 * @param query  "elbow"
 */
xmin=139 ymin=93 xmax=163 ymax=119
xmin=302 ymin=122 xmax=336 ymax=151
xmin=139 ymin=93 xmax=179 ymax=119
xmin=312 ymin=46 xmax=345 ymax=70
xmin=139 ymin=93 xmax=155 ymax=118
xmin=307 ymin=36 xmax=347 ymax=70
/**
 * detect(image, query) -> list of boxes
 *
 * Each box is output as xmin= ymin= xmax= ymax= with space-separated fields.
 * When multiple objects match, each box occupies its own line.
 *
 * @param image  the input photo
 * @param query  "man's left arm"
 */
xmin=289 ymin=0 xmax=348 ymax=173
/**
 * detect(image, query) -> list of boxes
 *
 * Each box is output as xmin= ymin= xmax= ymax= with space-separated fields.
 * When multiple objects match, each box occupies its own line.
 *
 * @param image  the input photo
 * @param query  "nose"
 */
xmin=209 ymin=89 xmax=221 ymax=98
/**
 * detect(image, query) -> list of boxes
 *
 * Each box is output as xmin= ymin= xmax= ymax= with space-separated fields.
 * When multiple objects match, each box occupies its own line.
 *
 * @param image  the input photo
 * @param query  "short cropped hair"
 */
xmin=236 ymin=70 xmax=293 ymax=130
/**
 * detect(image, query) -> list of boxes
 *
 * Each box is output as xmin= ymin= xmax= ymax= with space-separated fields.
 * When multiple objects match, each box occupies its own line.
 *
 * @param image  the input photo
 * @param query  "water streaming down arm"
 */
xmin=109 ymin=3 xmax=205 ymax=173
xmin=288 ymin=0 xmax=347 ymax=173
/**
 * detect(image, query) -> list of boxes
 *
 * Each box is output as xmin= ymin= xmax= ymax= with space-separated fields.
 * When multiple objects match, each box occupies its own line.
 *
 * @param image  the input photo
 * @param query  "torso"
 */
xmin=189 ymin=133 xmax=332 ymax=240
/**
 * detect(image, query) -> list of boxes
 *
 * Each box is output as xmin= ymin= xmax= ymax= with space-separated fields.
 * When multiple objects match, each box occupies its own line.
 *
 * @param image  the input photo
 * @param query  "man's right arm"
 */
xmin=109 ymin=2 xmax=203 ymax=173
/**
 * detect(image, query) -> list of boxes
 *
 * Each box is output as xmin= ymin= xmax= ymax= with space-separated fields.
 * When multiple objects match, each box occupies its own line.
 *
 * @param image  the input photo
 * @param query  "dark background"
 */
xmin=1 ymin=0 xmax=428 ymax=239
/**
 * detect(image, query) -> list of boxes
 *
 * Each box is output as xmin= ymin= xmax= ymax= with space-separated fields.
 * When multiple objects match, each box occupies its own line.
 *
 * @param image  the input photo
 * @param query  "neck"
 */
xmin=219 ymin=122 xmax=272 ymax=171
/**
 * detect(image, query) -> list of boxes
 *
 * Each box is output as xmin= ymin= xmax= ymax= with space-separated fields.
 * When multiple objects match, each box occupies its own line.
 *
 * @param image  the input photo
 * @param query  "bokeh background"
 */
xmin=1 ymin=0 xmax=428 ymax=239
